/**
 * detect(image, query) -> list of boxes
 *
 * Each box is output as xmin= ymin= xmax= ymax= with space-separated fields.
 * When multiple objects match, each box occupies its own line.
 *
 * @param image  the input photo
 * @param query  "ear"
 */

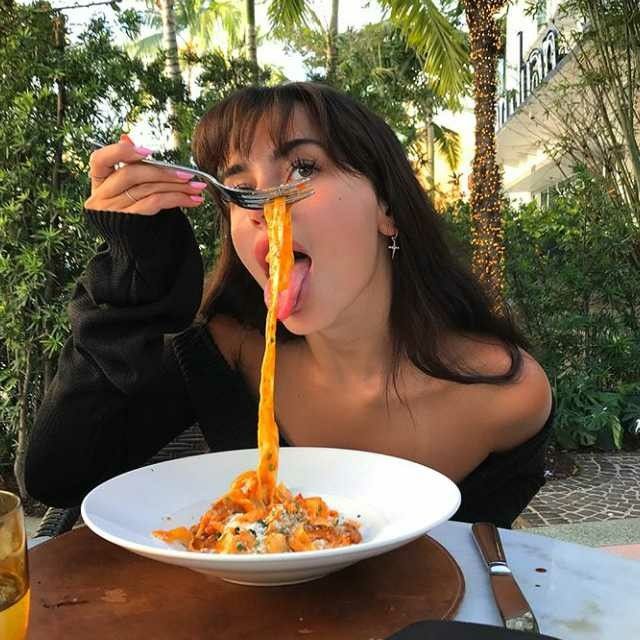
xmin=376 ymin=203 xmax=398 ymax=237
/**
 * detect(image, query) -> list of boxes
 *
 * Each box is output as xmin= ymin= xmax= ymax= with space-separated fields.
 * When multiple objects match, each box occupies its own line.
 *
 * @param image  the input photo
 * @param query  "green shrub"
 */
xmin=443 ymin=170 xmax=640 ymax=450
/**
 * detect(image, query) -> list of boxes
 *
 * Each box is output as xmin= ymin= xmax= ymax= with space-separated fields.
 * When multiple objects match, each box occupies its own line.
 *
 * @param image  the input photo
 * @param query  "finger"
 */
xmin=89 ymin=140 xmax=154 ymax=192
xmin=96 ymin=163 xmax=199 ymax=200
xmin=85 ymin=178 xmax=206 ymax=213
xmin=116 ymin=180 xmax=208 ymax=203
xmin=84 ymin=188 xmax=205 ymax=215
xmin=97 ymin=181 xmax=207 ymax=210
xmin=90 ymin=171 xmax=109 ymax=193
xmin=120 ymin=191 xmax=206 ymax=216
xmin=89 ymin=135 xmax=136 ymax=191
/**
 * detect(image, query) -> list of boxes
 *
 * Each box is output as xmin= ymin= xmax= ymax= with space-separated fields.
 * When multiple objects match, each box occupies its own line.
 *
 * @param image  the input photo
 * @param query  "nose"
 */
xmin=246 ymin=206 xmax=265 ymax=227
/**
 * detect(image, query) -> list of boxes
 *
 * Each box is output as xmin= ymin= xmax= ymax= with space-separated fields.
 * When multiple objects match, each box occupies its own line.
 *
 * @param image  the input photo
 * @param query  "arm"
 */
xmin=25 ymin=208 xmax=203 ymax=507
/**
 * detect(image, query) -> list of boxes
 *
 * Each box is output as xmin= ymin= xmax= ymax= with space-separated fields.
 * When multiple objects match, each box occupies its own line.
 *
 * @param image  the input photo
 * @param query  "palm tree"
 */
xmin=414 ymin=117 xmax=462 ymax=195
xmin=132 ymin=0 xmax=242 ymax=150
xmin=158 ymin=0 xmax=182 ymax=149
xmin=326 ymin=0 xmax=339 ymax=82
xmin=132 ymin=0 xmax=242 ymax=85
xmin=245 ymin=0 xmax=258 ymax=78
xmin=434 ymin=122 xmax=462 ymax=179
xmin=384 ymin=0 xmax=508 ymax=308
xmin=381 ymin=0 xmax=470 ymax=197
xmin=382 ymin=0 xmax=470 ymax=107
xmin=325 ymin=19 xmax=461 ymax=197
xmin=433 ymin=125 xmax=463 ymax=206
xmin=464 ymin=0 xmax=508 ymax=309
xmin=267 ymin=0 xmax=340 ymax=83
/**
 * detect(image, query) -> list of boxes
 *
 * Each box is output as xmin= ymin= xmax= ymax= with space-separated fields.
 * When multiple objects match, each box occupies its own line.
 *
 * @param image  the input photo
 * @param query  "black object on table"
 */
xmin=387 ymin=620 xmax=563 ymax=640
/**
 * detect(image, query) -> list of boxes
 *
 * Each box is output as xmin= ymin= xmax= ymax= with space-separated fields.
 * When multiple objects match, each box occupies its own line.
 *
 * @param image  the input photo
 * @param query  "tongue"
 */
xmin=264 ymin=257 xmax=311 ymax=321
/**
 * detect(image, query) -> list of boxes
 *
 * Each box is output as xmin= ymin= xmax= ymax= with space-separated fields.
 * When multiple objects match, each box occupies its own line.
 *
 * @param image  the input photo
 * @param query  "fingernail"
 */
xmin=120 ymin=134 xmax=134 ymax=145
xmin=189 ymin=181 xmax=207 ymax=189
xmin=134 ymin=146 xmax=154 ymax=156
xmin=176 ymin=170 xmax=195 ymax=180
xmin=189 ymin=195 xmax=204 ymax=203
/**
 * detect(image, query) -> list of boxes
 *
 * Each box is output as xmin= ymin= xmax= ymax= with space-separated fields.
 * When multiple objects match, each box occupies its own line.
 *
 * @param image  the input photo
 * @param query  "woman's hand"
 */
xmin=84 ymin=134 xmax=207 ymax=215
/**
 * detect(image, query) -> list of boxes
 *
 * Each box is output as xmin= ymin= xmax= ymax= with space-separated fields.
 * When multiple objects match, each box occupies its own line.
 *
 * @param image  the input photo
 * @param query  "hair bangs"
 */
xmin=226 ymin=91 xmax=300 ymax=172
xmin=192 ymin=84 xmax=360 ymax=202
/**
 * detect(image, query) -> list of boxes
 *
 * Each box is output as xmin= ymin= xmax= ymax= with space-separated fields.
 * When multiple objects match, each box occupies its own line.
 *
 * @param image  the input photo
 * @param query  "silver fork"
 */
xmin=87 ymin=139 xmax=314 ymax=210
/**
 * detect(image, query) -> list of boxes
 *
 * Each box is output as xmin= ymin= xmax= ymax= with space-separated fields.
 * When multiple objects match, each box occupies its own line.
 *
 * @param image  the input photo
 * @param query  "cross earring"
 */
xmin=388 ymin=232 xmax=399 ymax=260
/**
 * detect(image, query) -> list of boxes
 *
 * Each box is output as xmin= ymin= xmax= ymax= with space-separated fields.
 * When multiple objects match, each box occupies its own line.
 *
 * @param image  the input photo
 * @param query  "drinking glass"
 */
xmin=0 ymin=490 xmax=29 ymax=640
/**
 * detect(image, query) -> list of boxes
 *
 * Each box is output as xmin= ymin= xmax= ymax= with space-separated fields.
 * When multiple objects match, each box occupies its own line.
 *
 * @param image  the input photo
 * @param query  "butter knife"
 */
xmin=472 ymin=522 xmax=540 ymax=633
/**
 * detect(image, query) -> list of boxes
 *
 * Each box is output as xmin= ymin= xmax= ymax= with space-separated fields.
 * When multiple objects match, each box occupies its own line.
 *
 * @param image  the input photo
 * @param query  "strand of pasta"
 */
xmin=256 ymin=197 xmax=292 ymax=504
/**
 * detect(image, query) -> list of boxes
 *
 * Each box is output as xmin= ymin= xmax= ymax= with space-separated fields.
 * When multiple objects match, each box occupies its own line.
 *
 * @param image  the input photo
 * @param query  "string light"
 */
xmin=465 ymin=0 xmax=507 ymax=314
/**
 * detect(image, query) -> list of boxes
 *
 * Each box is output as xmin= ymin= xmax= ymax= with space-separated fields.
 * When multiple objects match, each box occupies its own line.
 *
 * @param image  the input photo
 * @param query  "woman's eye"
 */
xmin=290 ymin=159 xmax=317 ymax=181
xmin=232 ymin=183 xmax=255 ymax=191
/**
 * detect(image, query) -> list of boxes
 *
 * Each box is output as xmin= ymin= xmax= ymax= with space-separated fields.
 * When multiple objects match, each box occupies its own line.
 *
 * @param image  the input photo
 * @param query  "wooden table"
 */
xmin=28 ymin=527 xmax=464 ymax=640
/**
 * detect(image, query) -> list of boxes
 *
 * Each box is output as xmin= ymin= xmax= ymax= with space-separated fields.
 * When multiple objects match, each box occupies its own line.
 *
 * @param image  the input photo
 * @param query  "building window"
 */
xmin=538 ymin=189 xmax=552 ymax=209
xmin=535 ymin=0 xmax=548 ymax=29
xmin=536 ymin=177 xmax=573 ymax=208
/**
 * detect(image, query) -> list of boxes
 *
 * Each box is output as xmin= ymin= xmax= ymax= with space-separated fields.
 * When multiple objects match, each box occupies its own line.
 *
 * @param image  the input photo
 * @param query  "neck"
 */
xmin=302 ymin=248 xmax=396 ymax=392
xmin=305 ymin=314 xmax=394 ymax=387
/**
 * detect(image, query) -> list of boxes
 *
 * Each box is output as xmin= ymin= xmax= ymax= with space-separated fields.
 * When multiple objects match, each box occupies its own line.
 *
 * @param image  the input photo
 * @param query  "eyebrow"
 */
xmin=220 ymin=138 xmax=323 ymax=181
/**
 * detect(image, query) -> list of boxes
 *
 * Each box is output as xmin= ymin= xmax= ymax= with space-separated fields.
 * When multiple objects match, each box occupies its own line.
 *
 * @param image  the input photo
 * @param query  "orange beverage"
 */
xmin=0 ymin=572 xmax=30 ymax=639
xmin=0 ymin=491 xmax=29 ymax=640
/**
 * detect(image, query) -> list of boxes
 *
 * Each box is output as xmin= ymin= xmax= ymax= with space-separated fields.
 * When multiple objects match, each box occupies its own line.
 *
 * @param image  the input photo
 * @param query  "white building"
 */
xmin=496 ymin=0 xmax=582 ymax=205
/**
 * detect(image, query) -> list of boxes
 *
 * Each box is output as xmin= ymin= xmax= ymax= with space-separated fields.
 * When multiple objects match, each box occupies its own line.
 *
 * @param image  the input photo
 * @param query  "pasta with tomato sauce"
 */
xmin=154 ymin=197 xmax=362 ymax=554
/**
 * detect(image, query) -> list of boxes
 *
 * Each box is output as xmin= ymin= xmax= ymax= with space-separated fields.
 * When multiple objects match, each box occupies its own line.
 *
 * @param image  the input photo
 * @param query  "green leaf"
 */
xmin=433 ymin=123 xmax=461 ymax=172
xmin=268 ymin=0 xmax=311 ymax=34
xmin=382 ymin=0 xmax=471 ymax=108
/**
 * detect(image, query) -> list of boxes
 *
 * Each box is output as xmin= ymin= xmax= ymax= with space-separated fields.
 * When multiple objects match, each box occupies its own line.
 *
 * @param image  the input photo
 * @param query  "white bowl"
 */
xmin=81 ymin=447 xmax=461 ymax=586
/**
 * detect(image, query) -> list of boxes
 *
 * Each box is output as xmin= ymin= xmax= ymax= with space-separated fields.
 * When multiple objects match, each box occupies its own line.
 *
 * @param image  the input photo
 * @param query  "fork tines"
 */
xmin=228 ymin=184 xmax=315 ymax=210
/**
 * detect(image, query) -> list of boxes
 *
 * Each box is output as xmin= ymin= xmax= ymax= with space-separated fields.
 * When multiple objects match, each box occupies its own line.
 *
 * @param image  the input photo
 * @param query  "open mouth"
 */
xmin=255 ymin=236 xmax=312 ymax=279
xmin=255 ymin=236 xmax=314 ymax=319
xmin=268 ymin=249 xmax=311 ymax=279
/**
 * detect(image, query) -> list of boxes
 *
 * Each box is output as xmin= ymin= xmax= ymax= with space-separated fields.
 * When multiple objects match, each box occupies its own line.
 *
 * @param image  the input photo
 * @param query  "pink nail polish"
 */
xmin=190 ymin=181 xmax=207 ymax=189
xmin=176 ymin=171 xmax=195 ymax=180
xmin=189 ymin=195 xmax=204 ymax=203
xmin=134 ymin=146 xmax=154 ymax=156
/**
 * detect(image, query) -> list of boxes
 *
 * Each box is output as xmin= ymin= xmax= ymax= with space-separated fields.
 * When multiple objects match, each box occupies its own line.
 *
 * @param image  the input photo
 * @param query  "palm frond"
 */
xmin=382 ymin=0 xmax=471 ymax=107
xmin=131 ymin=0 xmax=244 ymax=60
xmin=307 ymin=7 xmax=324 ymax=32
xmin=127 ymin=31 xmax=164 ymax=58
xmin=433 ymin=123 xmax=461 ymax=173
xmin=196 ymin=0 xmax=242 ymax=53
xmin=140 ymin=7 xmax=162 ymax=30
xmin=267 ymin=0 xmax=311 ymax=32
xmin=216 ymin=2 xmax=243 ymax=51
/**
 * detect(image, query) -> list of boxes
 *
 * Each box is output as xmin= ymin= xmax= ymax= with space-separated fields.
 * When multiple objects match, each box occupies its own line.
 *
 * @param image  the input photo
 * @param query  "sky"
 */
xmin=53 ymin=0 xmax=385 ymax=81
xmin=44 ymin=0 xmax=474 ymax=191
xmin=258 ymin=1 xmax=385 ymax=79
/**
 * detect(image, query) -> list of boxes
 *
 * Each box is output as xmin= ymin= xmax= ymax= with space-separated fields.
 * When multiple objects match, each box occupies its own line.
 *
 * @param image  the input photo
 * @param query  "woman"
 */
xmin=25 ymin=82 xmax=553 ymax=528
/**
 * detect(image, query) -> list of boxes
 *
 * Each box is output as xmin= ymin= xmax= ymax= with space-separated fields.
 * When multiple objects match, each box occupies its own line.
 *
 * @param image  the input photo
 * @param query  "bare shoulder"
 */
xmin=476 ymin=343 xmax=552 ymax=453
xmin=207 ymin=314 xmax=265 ymax=374
xmin=449 ymin=336 xmax=552 ymax=453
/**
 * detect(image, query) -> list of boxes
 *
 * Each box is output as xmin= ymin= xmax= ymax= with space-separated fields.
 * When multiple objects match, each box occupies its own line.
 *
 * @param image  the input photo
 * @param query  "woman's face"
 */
xmin=224 ymin=107 xmax=395 ymax=336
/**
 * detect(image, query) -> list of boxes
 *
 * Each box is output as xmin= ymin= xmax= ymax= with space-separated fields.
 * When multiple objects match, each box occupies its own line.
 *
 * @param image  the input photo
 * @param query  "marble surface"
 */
xmin=430 ymin=521 xmax=639 ymax=639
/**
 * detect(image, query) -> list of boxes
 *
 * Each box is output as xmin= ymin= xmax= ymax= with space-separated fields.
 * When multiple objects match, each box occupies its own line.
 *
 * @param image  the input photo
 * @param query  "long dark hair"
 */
xmin=192 ymin=82 xmax=526 ymax=390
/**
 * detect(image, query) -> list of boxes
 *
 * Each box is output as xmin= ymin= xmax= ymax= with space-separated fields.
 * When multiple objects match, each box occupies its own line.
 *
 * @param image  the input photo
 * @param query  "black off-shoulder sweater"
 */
xmin=25 ymin=208 xmax=553 ymax=528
